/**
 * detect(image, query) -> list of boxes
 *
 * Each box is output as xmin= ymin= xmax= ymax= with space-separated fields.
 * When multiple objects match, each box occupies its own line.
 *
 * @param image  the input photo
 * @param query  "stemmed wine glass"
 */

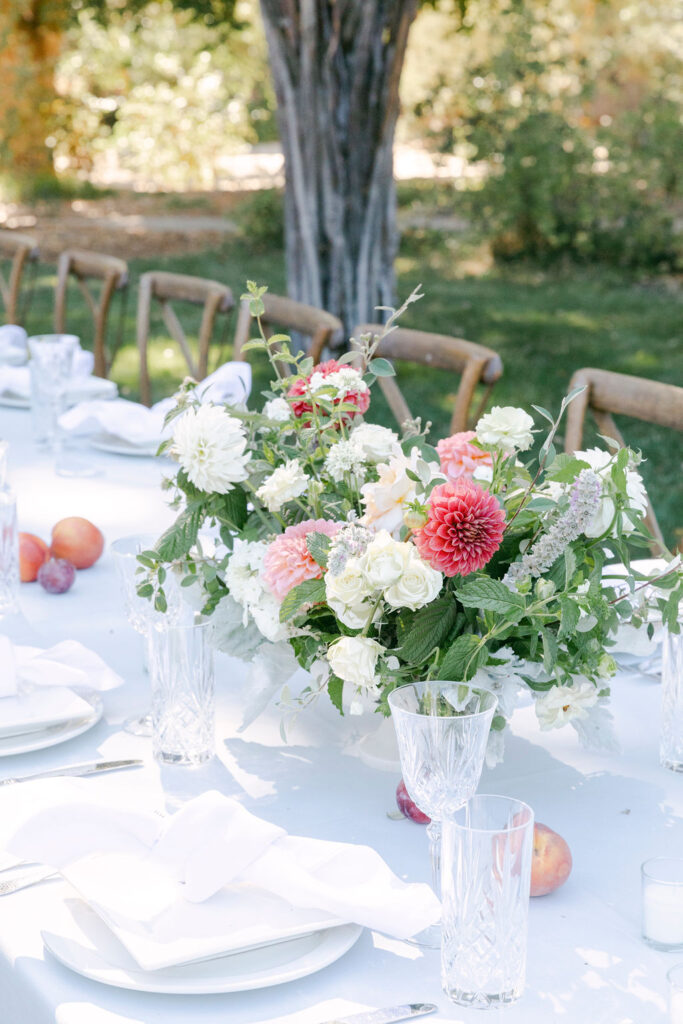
xmin=388 ymin=680 xmax=498 ymax=948
xmin=111 ymin=534 xmax=181 ymax=736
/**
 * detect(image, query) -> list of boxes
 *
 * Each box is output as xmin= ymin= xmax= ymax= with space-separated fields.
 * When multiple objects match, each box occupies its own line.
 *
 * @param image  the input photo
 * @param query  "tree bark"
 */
xmin=259 ymin=0 xmax=418 ymax=338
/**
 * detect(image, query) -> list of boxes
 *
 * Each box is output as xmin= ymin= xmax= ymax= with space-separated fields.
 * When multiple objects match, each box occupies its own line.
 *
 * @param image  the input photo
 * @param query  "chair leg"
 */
xmin=137 ymin=277 xmax=152 ymax=407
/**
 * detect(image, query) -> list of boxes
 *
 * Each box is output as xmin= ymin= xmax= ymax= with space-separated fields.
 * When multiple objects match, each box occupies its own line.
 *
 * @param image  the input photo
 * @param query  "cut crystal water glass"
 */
xmin=441 ymin=794 xmax=534 ymax=1009
xmin=388 ymin=680 xmax=498 ymax=948
xmin=148 ymin=616 xmax=215 ymax=766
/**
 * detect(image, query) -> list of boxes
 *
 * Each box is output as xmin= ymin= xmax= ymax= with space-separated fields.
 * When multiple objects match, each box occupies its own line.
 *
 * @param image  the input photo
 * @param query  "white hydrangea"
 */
xmin=172 ymin=405 xmax=251 ymax=494
xmin=263 ymin=397 xmax=291 ymax=422
xmin=476 ymin=406 xmax=535 ymax=452
xmin=324 ymin=439 xmax=366 ymax=482
xmin=349 ymin=423 xmax=401 ymax=463
xmin=256 ymin=459 xmax=308 ymax=513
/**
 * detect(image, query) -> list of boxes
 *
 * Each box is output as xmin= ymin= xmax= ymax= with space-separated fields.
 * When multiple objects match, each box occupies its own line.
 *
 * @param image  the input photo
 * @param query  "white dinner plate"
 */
xmin=42 ymin=897 xmax=362 ymax=994
xmin=90 ymin=435 xmax=160 ymax=458
xmin=0 ymin=379 xmax=118 ymax=409
xmin=0 ymin=691 xmax=103 ymax=757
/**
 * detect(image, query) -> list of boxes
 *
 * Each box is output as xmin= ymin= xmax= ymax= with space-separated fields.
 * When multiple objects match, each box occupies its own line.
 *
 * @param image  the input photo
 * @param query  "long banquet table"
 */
xmin=0 ymin=403 xmax=681 ymax=1024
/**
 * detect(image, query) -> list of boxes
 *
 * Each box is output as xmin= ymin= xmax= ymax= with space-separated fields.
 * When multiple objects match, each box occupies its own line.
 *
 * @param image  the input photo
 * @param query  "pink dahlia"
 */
xmin=415 ymin=480 xmax=505 ymax=577
xmin=437 ymin=431 xmax=493 ymax=485
xmin=287 ymin=360 xmax=370 ymax=424
xmin=263 ymin=519 xmax=341 ymax=601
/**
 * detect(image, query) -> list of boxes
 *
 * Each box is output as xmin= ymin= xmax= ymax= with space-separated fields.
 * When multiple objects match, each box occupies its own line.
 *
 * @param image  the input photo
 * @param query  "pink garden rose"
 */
xmin=437 ymin=431 xmax=493 ymax=485
xmin=263 ymin=519 xmax=341 ymax=601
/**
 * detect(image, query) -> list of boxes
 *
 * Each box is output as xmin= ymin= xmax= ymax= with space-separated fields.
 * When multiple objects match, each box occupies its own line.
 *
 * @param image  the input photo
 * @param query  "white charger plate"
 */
xmin=0 ymin=692 xmax=103 ymax=757
xmin=90 ymin=435 xmax=160 ymax=458
xmin=42 ymin=897 xmax=362 ymax=994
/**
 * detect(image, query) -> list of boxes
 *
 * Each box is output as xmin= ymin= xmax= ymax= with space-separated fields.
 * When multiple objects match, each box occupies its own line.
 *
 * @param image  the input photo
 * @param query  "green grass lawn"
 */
xmin=12 ymin=223 xmax=682 ymax=548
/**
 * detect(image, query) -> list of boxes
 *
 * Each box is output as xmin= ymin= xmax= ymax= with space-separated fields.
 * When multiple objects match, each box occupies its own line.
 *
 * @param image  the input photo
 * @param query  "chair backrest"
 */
xmin=564 ymin=367 xmax=683 ymax=553
xmin=137 ymin=271 xmax=234 ymax=406
xmin=54 ymin=249 xmax=128 ymax=378
xmin=351 ymin=324 xmax=503 ymax=434
xmin=0 ymin=230 xmax=39 ymax=325
xmin=233 ymin=293 xmax=342 ymax=368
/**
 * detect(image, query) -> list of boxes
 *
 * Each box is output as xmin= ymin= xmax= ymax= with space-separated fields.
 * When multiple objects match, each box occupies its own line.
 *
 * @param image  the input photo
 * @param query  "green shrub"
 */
xmin=236 ymin=189 xmax=284 ymax=250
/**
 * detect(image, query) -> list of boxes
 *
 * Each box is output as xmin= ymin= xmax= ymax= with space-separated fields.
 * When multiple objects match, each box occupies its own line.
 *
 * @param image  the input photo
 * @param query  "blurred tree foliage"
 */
xmin=401 ymin=0 xmax=683 ymax=267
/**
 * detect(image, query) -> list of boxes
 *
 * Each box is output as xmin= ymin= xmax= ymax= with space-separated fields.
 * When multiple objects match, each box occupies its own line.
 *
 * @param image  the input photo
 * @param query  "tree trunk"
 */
xmin=259 ymin=0 xmax=418 ymax=338
xmin=0 ymin=1 xmax=65 ymax=186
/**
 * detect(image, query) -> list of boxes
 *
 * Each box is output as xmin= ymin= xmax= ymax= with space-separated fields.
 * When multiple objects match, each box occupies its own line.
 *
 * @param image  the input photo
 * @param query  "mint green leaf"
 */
xmin=540 ymin=627 xmax=558 ymax=674
xmin=279 ymin=577 xmax=326 ymax=622
xmin=558 ymin=597 xmax=581 ymax=640
xmin=547 ymin=455 xmax=591 ymax=483
xmin=399 ymin=596 xmax=457 ymax=664
xmin=155 ymin=502 xmax=203 ymax=561
xmin=439 ymin=634 xmax=485 ymax=681
xmin=306 ymin=532 xmax=331 ymax=570
xmin=564 ymin=546 xmax=577 ymax=588
xmin=456 ymin=578 xmax=526 ymax=616
xmin=368 ymin=357 xmax=396 ymax=377
xmin=327 ymin=674 xmax=344 ymax=715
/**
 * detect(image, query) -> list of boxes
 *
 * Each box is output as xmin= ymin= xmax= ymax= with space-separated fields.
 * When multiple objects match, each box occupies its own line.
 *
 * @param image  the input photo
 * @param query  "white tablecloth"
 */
xmin=0 ymin=405 xmax=680 ymax=1024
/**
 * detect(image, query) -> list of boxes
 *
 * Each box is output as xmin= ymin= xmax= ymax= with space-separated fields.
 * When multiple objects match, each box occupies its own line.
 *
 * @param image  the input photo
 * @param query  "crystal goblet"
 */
xmin=388 ymin=680 xmax=498 ymax=948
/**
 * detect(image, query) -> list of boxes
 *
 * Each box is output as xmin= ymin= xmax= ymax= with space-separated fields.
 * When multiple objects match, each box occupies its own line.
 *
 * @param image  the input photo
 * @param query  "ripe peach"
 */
xmin=19 ymin=532 xmax=49 ymax=582
xmin=50 ymin=517 xmax=104 ymax=570
xmin=531 ymin=822 xmax=572 ymax=896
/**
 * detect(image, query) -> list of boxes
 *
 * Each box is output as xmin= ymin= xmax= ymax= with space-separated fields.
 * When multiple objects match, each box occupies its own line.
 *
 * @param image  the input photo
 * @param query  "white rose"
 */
xmin=325 ymin=556 xmax=372 ymax=607
xmin=327 ymin=636 xmax=384 ymax=689
xmin=535 ymin=679 xmax=598 ymax=731
xmin=350 ymin=423 xmax=401 ymax=463
xmin=384 ymin=554 xmax=443 ymax=611
xmin=172 ymin=404 xmax=251 ymax=494
xmin=263 ymin=397 xmax=291 ymax=422
xmin=361 ymin=530 xmax=412 ymax=589
xmin=476 ymin=406 xmax=535 ymax=452
xmin=327 ymin=597 xmax=374 ymax=630
xmin=256 ymin=459 xmax=308 ymax=513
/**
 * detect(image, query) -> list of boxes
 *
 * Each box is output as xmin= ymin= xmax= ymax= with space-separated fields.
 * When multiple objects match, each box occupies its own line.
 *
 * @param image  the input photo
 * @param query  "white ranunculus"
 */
xmin=256 ymin=459 xmax=308 ymax=513
xmin=325 ymin=556 xmax=372 ymax=607
xmin=224 ymin=538 xmax=269 ymax=606
xmin=172 ymin=405 xmax=251 ymax=494
xmin=263 ymin=397 xmax=291 ymax=422
xmin=535 ymin=679 xmax=598 ymax=730
xmin=327 ymin=636 xmax=384 ymax=689
xmin=384 ymin=554 xmax=443 ymax=610
xmin=350 ymin=423 xmax=401 ymax=463
xmin=476 ymin=406 xmax=535 ymax=452
xmin=361 ymin=530 xmax=412 ymax=589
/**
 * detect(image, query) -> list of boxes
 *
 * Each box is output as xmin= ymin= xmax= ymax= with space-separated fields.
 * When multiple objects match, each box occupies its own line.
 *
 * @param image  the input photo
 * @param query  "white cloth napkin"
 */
xmin=59 ymin=361 xmax=252 ymax=448
xmin=0 ymin=345 xmax=95 ymax=399
xmin=0 ymin=638 xmax=121 ymax=735
xmin=0 ymin=325 xmax=28 ymax=365
xmin=2 ymin=786 xmax=440 ymax=969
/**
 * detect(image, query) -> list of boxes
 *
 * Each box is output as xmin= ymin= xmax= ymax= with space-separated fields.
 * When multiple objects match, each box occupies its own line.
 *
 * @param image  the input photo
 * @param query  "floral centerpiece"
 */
xmin=139 ymin=283 xmax=683 ymax=763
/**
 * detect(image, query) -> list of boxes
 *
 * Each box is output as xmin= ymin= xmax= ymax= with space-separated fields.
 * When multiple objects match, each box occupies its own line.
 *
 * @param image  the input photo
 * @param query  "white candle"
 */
xmin=643 ymin=881 xmax=683 ymax=947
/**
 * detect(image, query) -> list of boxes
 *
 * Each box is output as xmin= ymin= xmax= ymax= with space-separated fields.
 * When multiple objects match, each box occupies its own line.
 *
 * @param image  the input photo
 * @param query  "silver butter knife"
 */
xmin=0 ymin=759 xmax=144 ymax=786
xmin=322 ymin=1005 xmax=437 ymax=1024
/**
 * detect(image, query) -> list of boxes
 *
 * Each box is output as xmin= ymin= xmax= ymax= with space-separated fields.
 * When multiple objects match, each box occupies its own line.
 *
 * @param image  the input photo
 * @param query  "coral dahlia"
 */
xmin=263 ymin=519 xmax=341 ymax=601
xmin=287 ymin=360 xmax=370 ymax=424
xmin=415 ymin=480 xmax=505 ymax=577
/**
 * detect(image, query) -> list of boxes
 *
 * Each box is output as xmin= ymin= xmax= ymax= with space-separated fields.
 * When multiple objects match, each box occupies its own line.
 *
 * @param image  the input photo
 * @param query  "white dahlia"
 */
xmin=172 ymin=405 xmax=250 ymax=494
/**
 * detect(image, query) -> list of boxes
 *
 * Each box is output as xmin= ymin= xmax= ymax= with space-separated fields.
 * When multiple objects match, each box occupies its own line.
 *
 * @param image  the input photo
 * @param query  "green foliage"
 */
xmin=236 ymin=190 xmax=285 ymax=249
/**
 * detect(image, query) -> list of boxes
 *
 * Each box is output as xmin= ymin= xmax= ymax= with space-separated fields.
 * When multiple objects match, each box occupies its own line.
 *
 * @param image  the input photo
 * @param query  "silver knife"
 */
xmin=322 ymin=1005 xmax=437 ymax=1024
xmin=0 ymin=866 xmax=56 ymax=897
xmin=0 ymin=759 xmax=144 ymax=786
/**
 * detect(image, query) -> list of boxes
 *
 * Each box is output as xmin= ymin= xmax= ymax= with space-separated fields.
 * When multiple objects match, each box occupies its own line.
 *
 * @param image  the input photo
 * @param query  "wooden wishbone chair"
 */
xmin=351 ymin=324 xmax=503 ymax=434
xmin=564 ymin=367 xmax=683 ymax=554
xmin=137 ymin=271 xmax=235 ymax=406
xmin=54 ymin=249 xmax=128 ymax=378
xmin=0 ymin=230 xmax=39 ymax=325
xmin=233 ymin=293 xmax=343 ymax=370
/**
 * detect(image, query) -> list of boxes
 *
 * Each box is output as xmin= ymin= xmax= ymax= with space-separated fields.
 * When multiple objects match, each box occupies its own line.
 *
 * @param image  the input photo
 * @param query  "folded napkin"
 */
xmin=3 ymin=786 xmax=440 ymax=969
xmin=59 ymin=361 xmax=252 ymax=448
xmin=0 ymin=345 xmax=96 ymax=400
xmin=0 ymin=325 xmax=28 ymax=365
